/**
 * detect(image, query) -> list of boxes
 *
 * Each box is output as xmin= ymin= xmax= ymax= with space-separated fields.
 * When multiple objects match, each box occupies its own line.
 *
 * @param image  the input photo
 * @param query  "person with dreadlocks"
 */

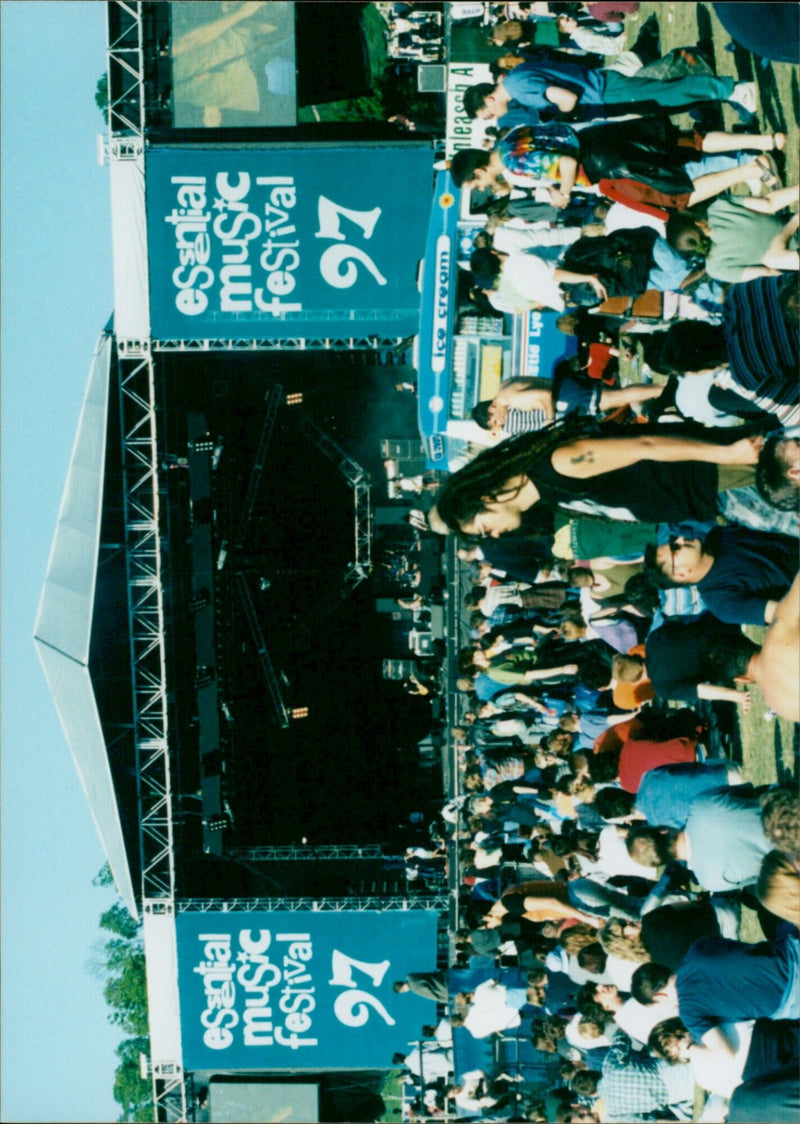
xmin=431 ymin=419 xmax=764 ymax=535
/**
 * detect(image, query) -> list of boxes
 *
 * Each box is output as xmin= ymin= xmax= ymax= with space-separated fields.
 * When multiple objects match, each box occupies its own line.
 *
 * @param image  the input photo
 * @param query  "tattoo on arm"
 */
xmin=570 ymin=450 xmax=595 ymax=465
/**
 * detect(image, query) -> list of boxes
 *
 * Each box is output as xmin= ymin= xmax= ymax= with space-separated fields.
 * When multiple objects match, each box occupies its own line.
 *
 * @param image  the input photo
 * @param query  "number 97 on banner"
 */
xmin=315 ymin=197 xmax=388 ymax=290
xmin=329 ymin=950 xmax=396 ymax=1027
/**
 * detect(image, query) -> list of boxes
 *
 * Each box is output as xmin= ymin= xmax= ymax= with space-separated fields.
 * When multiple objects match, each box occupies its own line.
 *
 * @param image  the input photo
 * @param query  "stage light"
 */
xmin=290 ymin=706 xmax=309 ymax=719
xmin=286 ymin=392 xmax=303 ymax=405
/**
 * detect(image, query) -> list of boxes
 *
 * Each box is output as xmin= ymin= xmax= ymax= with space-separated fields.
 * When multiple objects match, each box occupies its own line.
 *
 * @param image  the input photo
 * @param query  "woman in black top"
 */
xmin=434 ymin=421 xmax=763 ymax=535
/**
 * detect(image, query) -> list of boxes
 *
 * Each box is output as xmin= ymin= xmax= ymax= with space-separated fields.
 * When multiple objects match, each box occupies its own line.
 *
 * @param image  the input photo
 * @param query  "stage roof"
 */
xmin=33 ymin=331 xmax=139 ymax=918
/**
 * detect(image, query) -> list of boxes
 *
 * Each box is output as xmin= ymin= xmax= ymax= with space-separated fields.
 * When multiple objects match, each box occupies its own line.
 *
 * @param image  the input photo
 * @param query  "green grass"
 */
xmin=629 ymin=4 xmax=799 ymax=792
xmin=631 ymin=2 xmax=799 ymax=183
xmin=624 ymin=8 xmax=799 ymax=1105
xmin=377 ymin=1070 xmax=405 ymax=1123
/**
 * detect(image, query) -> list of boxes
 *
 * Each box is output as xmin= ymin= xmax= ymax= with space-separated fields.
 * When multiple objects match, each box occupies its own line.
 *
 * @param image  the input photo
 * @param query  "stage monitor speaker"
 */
xmin=381 ymin=438 xmax=425 ymax=459
xmin=417 ymin=64 xmax=447 ymax=92
xmin=409 ymin=629 xmax=434 ymax=657
xmin=397 ymin=456 xmax=428 ymax=477
xmin=383 ymin=659 xmax=415 ymax=680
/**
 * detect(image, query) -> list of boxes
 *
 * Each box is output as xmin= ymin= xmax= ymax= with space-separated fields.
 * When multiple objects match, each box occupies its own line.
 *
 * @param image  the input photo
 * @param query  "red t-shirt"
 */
xmin=618 ymin=736 xmax=698 ymax=793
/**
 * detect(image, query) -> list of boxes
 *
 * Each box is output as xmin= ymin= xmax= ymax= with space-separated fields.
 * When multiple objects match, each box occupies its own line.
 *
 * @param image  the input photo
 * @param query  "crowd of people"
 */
xmin=388 ymin=2 xmax=798 ymax=1121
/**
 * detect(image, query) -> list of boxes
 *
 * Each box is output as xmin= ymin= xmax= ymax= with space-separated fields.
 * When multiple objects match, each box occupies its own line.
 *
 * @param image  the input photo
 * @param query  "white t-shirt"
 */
xmin=604 ymin=953 xmax=638 ymax=993
xmin=566 ymin=1010 xmax=617 ymax=1052
xmin=490 ymin=251 xmax=565 ymax=313
xmin=595 ymin=825 xmax=658 ymax=881
xmin=615 ymin=996 xmax=679 ymax=1048
xmin=674 ymin=369 xmax=745 ymax=427
xmin=403 ymin=1042 xmax=454 ymax=1080
xmin=480 ymin=582 xmax=532 ymax=616
xmin=463 ymin=979 xmax=522 ymax=1038
xmin=492 ymin=219 xmax=582 ymax=257
xmin=691 ymin=1020 xmax=754 ymax=1097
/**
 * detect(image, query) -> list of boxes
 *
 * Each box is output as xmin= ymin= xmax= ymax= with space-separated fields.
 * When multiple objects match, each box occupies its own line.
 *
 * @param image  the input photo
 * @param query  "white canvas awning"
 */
xmin=143 ymin=911 xmax=183 ymax=1067
xmin=110 ymin=155 xmax=150 ymax=343
xmin=34 ymin=331 xmax=138 ymax=918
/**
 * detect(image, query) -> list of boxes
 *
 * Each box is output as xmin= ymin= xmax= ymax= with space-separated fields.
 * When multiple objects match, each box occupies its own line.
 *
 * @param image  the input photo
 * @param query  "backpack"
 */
xmin=562 ymin=228 xmax=658 ymax=301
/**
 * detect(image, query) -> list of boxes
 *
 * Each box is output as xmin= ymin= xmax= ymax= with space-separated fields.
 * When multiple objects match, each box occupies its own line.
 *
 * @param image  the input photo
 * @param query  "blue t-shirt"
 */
xmin=502 ymin=59 xmax=607 ymax=122
xmin=647 ymin=236 xmax=693 ymax=292
xmin=677 ymin=931 xmax=797 ymax=1041
xmin=473 ymin=672 xmax=511 ymax=701
xmin=635 ymin=763 xmax=730 ymax=828
xmin=683 ymin=786 xmax=772 ymax=890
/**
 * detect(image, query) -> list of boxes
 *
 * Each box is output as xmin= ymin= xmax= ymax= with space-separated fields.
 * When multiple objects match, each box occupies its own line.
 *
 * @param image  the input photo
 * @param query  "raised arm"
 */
xmin=699 ymin=1026 xmax=737 ymax=1063
xmin=524 ymin=663 xmax=579 ymax=683
xmin=553 ymin=269 xmax=608 ymax=301
xmin=494 ymin=377 xmax=555 ymax=417
xmin=522 ymin=898 xmax=602 ymax=926
xmin=762 ymin=212 xmax=800 ymax=272
xmin=551 ymin=433 xmax=764 ymax=479
xmin=697 ymin=683 xmax=751 ymax=710
xmin=549 ymin=154 xmax=579 ymax=209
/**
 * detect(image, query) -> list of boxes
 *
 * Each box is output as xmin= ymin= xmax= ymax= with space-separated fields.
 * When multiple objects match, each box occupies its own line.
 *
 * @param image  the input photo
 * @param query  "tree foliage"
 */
xmin=93 ymin=866 xmax=153 ymax=1122
xmin=95 ymin=73 xmax=109 ymax=114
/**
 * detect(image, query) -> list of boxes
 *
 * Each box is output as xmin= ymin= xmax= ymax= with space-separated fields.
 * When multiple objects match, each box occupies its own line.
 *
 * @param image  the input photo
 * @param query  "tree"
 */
xmin=103 ymin=954 xmax=149 ymax=1038
xmin=93 ymin=861 xmax=114 ymax=888
xmin=113 ymin=1038 xmax=153 ymax=1123
xmin=100 ymin=902 xmax=141 ymax=942
xmin=95 ymin=73 xmax=109 ymax=116
xmin=93 ymin=866 xmax=154 ymax=1122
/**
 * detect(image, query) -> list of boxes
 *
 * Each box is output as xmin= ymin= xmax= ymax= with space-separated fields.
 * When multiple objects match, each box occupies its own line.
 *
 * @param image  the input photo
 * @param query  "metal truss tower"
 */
xmin=299 ymin=417 xmax=372 ymax=587
xmin=176 ymin=895 xmax=450 ymax=913
xmin=233 ymin=385 xmax=283 ymax=551
xmin=106 ymin=1 xmax=144 ymax=141
xmin=235 ymin=573 xmax=290 ymax=728
xmin=230 ymin=844 xmax=383 ymax=862
xmin=117 ymin=348 xmax=186 ymax=1122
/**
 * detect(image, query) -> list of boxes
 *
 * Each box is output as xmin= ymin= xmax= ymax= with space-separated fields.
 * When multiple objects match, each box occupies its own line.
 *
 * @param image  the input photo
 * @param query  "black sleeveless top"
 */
xmin=526 ymin=447 xmax=720 ymax=523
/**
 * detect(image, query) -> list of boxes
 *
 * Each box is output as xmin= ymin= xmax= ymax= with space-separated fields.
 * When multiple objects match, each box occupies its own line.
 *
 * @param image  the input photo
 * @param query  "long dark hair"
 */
xmin=435 ymin=416 xmax=752 ymax=532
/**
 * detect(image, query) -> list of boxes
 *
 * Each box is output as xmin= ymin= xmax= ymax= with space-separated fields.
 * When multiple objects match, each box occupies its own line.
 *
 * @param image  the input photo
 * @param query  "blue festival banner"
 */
xmin=145 ymin=145 xmax=433 ymax=341
xmin=176 ymin=909 xmax=440 ymax=1070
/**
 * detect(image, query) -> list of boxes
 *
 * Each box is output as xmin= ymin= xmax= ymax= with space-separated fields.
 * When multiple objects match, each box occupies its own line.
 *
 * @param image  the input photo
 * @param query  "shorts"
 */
xmin=554 ymin=371 xmax=602 ymax=419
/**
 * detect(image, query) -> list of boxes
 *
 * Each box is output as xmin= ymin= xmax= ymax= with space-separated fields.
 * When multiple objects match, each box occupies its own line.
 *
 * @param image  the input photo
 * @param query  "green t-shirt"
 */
xmin=706 ymin=198 xmax=788 ymax=284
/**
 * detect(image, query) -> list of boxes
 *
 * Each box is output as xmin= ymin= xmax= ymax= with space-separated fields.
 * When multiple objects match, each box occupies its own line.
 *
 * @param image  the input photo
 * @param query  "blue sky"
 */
xmin=1 ymin=4 xmax=124 ymax=1120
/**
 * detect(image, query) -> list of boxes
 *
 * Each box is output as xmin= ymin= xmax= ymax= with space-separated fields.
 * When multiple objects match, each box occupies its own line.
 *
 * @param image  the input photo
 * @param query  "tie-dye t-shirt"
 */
xmin=498 ymin=124 xmax=592 ymax=188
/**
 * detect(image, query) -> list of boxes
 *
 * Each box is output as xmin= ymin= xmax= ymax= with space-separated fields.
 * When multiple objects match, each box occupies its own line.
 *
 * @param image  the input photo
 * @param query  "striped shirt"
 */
xmin=722 ymin=275 xmax=799 ymax=421
xmin=504 ymin=406 xmax=550 ymax=435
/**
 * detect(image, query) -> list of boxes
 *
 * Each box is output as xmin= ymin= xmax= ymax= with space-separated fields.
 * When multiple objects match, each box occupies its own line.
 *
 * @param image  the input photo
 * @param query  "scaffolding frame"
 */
xmin=176 ymin=895 xmax=451 ymax=913
xmin=151 ymin=336 xmax=406 ymax=352
xmin=118 ymin=349 xmax=185 ymax=1123
xmin=235 ymin=573 xmax=290 ymax=728
xmin=300 ymin=417 xmax=372 ymax=588
xmin=229 ymin=844 xmax=383 ymax=862
xmin=233 ymin=385 xmax=283 ymax=551
xmin=106 ymin=1 xmax=145 ymax=140
xmin=119 ymin=351 xmax=175 ymax=904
